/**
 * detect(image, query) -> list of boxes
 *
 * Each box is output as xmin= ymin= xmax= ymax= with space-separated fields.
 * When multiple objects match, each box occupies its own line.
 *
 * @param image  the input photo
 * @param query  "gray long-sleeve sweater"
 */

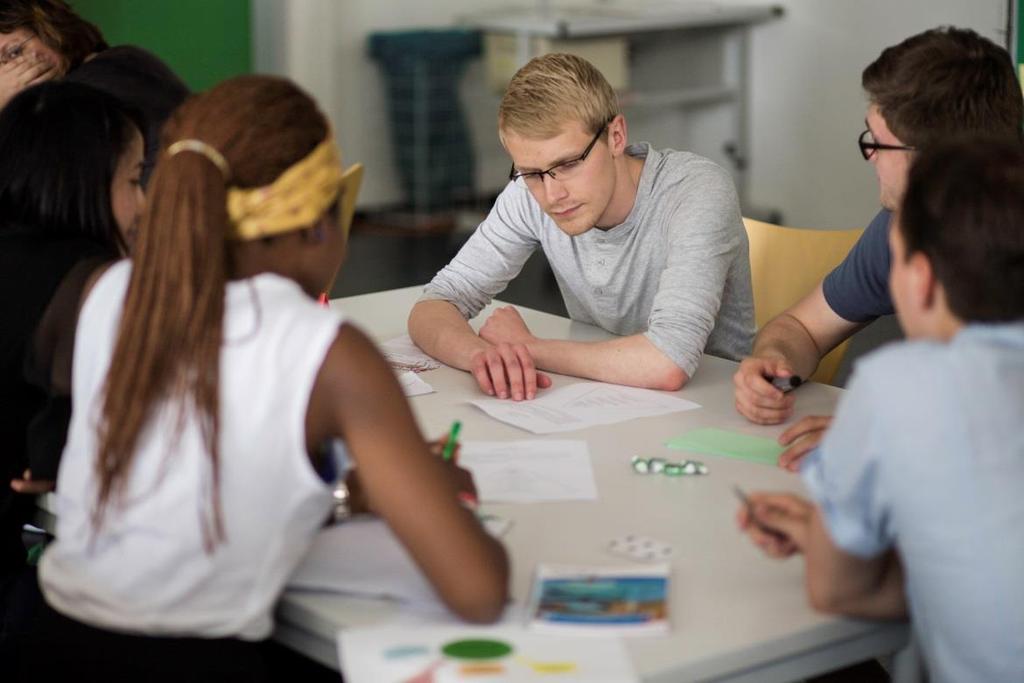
xmin=420 ymin=143 xmax=754 ymax=376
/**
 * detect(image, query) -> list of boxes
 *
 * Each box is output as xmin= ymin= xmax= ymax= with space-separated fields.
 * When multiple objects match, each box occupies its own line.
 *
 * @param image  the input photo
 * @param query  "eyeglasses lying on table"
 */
xmin=631 ymin=456 xmax=708 ymax=476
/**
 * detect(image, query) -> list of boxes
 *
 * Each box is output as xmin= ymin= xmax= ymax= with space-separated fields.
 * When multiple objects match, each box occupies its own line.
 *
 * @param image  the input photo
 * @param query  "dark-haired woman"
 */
xmin=0 ymin=80 xmax=144 ymax=665
xmin=0 ymin=0 xmax=188 ymax=182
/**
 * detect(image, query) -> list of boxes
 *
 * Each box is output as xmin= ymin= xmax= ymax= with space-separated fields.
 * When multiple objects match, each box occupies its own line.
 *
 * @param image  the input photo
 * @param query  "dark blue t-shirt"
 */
xmin=822 ymin=210 xmax=894 ymax=323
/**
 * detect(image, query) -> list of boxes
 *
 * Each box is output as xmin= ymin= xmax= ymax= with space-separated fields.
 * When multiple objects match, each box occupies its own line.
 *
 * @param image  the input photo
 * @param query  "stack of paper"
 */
xmin=288 ymin=516 xmax=513 ymax=605
xmin=288 ymin=518 xmax=439 ymax=605
xmin=380 ymin=334 xmax=441 ymax=373
xmin=396 ymin=370 xmax=434 ymax=397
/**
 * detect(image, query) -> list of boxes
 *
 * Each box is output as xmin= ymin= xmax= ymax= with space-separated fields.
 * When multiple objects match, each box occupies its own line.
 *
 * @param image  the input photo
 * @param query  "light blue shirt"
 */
xmin=802 ymin=323 xmax=1024 ymax=683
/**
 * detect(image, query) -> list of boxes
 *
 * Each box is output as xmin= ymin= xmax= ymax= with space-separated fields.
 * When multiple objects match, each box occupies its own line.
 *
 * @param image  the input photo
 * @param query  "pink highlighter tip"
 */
xmin=317 ymin=292 xmax=329 ymax=307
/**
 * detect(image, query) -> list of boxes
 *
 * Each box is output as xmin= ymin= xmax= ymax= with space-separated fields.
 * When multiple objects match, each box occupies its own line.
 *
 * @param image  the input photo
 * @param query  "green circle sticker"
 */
xmin=441 ymin=638 xmax=513 ymax=660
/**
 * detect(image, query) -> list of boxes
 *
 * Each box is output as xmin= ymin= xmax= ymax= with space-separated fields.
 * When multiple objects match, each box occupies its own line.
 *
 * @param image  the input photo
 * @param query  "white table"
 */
xmin=274 ymin=286 xmax=910 ymax=682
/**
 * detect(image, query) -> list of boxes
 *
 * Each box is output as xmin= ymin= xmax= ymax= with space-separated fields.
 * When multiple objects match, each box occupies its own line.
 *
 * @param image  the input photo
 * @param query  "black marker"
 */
xmin=768 ymin=375 xmax=802 ymax=393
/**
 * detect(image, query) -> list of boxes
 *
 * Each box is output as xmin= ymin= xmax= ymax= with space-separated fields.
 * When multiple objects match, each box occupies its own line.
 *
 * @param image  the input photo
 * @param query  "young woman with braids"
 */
xmin=32 ymin=75 xmax=508 ymax=680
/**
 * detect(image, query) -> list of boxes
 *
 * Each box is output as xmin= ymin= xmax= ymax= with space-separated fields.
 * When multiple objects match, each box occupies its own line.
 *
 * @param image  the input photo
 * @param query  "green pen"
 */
xmin=441 ymin=420 xmax=462 ymax=462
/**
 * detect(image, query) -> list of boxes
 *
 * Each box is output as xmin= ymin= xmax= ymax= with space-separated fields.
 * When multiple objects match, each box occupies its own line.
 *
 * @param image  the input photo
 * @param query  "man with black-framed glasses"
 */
xmin=409 ymin=53 xmax=755 ymax=400
xmin=733 ymin=26 xmax=1023 ymax=469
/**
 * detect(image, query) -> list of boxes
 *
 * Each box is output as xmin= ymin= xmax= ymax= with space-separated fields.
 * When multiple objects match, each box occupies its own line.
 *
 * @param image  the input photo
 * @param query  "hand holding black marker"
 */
xmin=767 ymin=374 xmax=802 ymax=393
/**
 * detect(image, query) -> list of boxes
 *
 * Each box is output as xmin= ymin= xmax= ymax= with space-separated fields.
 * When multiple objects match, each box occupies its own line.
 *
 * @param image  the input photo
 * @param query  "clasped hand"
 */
xmin=472 ymin=306 xmax=551 ymax=401
xmin=733 ymin=356 xmax=798 ymax=424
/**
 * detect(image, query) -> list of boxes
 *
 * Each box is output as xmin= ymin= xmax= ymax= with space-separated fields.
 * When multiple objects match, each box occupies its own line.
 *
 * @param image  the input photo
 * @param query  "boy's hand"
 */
xmin=737 ymin=491 xmax=814 ymax=558
xmin=777 ymin=415 xmax=832 ymax=471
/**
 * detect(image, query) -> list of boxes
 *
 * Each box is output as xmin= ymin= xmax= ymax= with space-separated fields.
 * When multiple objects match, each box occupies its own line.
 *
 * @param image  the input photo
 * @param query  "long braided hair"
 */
xmin=93 ymin=76 xmax=329 ymax=549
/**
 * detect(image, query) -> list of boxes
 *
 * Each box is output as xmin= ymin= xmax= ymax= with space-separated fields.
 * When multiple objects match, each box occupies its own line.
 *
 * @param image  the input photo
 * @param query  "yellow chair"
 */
xmin=743 ymin=218 xmax=864 ymax=385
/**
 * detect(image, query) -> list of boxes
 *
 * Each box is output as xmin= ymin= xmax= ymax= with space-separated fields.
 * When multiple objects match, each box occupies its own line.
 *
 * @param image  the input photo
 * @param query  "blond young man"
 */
xmin=409 ymin=54 xmax=754 ymax=400
xmin=732 ymin=27 xmax=1023 ymax=468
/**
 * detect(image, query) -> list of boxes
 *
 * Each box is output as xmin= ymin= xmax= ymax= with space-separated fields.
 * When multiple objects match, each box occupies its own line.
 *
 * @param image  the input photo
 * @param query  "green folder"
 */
xmin=665 ymin=428 xmax=783 ymax=466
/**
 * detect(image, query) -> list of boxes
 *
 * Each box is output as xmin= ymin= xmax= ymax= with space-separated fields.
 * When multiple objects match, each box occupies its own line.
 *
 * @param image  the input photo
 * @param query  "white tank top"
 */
xmin=40 ymin=261 xmax=341 ymax=640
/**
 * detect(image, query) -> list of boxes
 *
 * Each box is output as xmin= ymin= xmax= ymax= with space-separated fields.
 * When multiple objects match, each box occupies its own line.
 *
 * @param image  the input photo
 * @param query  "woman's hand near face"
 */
xmin=0 ymin=50 xmax=60 ymax=109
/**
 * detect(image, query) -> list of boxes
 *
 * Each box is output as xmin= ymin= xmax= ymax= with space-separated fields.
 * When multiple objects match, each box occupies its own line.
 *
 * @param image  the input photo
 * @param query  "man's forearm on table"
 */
xmin=408 ymin=300 xmax=488 ymax=370
xmin=528 ymin=334 xmax=689 ymax=391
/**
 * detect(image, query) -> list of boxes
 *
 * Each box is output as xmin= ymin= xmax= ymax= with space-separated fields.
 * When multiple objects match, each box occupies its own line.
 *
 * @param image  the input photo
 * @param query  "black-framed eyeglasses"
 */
xmin=509 ymin=125 xmax=608 ymax=189
xmin=858 ymin=128 xmax=915 ymax=160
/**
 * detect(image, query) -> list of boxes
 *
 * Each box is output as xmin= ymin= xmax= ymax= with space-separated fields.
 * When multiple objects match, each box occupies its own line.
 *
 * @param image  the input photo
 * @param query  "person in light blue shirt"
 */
xmin=738 ymin=138 xmax=1024 ymax=683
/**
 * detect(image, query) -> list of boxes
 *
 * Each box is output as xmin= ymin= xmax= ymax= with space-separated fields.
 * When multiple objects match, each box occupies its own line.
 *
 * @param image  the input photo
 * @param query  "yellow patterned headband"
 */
xmin=167 ymin=136 xmax=363 ymax=242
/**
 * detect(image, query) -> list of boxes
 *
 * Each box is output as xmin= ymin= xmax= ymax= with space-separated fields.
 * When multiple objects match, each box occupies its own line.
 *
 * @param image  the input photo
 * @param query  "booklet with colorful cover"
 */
xmin=527 ymin=564 xmax=670 ymax=636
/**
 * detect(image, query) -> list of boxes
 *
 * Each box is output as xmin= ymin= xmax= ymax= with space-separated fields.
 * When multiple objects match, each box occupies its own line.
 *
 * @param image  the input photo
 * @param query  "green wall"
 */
xmin=71 ymin=0 xmax=251 ymax=92
xmin=1018 ymin=0 xmax=1023 ymax=71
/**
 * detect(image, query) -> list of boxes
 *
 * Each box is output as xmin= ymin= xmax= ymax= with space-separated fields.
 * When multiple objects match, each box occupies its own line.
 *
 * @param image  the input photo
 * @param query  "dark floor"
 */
xmin=333 ymin=223 xmax=901 ymax=388
xmin=331 ymin=225 xmax=568 ymax=318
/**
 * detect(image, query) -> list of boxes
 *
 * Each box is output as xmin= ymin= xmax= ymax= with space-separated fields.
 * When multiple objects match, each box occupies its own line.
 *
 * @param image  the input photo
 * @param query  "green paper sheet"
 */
xmin=665 ymin=428 xmax=783 ymax=465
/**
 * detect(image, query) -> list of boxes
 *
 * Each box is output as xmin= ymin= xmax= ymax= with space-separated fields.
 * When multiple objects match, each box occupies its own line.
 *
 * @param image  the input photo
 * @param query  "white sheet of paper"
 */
xmin=380 ymin=334 xmax=441 ymax=373
xmin=338 ymin=624 xmax=638 ymax=683
xmin=459 ymin=440 xmax=597 ymax=503
xmin=396 ymin=370 xmax=434 ymax=397
xmin=287 ymin=518 xmax=440 ymax=605
xmin=287 ymin=514 xmax=512 ymax=605
xmin=470 ymin=381 xmax=701 ymax=434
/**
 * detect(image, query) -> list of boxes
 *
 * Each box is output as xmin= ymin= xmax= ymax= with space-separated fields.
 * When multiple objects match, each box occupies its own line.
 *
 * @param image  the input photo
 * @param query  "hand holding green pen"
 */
xmin=441 ymin=420 xmax=462 ymax=462
xmin=432 ymin=421 xmax=477 ymax=506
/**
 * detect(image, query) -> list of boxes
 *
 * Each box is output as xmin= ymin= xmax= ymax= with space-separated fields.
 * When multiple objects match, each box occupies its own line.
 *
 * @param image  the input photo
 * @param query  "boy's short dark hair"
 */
xmin=899 ymin=138 xmax=1024 ymax=322
xmin=863 ymin=27 xmax=1023 ymax=149
xmin=0 ymin=0 xmax=107 ymax=72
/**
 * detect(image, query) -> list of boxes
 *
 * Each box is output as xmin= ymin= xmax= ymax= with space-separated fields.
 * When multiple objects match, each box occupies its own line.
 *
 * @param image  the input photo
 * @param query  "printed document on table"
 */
xmin=470 ymin=381 xmax=701 ymax=434
xmin=396 ymin=370 xmax=434 ymax=397
xmin=459 ymin=440 xmax=597 ymax=503
xmin=379 ymin=334 xmax=441 ymax=373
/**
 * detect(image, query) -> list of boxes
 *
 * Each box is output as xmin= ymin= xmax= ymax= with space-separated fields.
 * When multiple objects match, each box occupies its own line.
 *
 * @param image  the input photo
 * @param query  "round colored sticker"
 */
xmin=383 ymin=645 xmax=431 ymax=659
xmin=459 ymin=663 xmax=506 ymax=675
xmin=526 ymin=661 xmax=576 ymax=674
xmin=441 ymin=639 xmax=513 ymax=660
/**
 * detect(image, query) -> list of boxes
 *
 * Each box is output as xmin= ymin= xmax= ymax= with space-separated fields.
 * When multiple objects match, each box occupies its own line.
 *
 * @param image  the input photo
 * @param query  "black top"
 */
xmin=66 ymin=45 xmax=190 ymax=184
xmin=0 ymin=228 xmax=114 ymax=571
